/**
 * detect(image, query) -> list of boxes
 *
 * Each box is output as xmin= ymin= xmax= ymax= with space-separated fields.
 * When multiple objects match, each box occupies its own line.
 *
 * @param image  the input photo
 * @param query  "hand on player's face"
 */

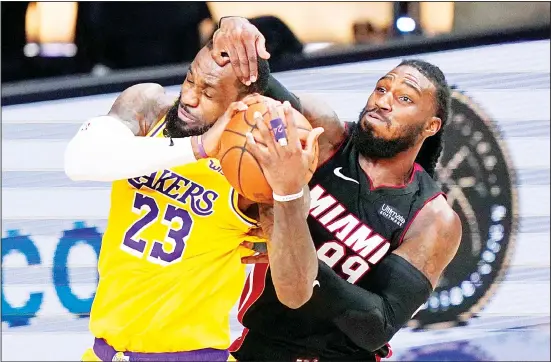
xmin=203 ymin=93 xmax=272 ymax=158
xmin=245 ymin=102 xmax=324 ymax=196
xmin=211 ymin=17 xmax=271 ymax=85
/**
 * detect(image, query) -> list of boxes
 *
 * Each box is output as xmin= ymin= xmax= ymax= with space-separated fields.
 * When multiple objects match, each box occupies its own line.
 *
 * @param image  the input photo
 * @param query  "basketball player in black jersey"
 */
xmin=227 ymin=59 xmax=462 ymax=361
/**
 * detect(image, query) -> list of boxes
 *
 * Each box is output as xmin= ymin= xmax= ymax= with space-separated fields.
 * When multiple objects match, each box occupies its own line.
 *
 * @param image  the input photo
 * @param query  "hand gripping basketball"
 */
xmin=246 ymin=102 xmax=324 ymax=197
xmin=201 ymin=93 xmax=271 ymax=158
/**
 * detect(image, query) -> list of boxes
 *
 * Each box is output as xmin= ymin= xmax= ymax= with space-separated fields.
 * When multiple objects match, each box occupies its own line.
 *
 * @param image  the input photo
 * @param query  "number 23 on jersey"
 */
xmin=120 ymin=192 xmax=194 ymax=266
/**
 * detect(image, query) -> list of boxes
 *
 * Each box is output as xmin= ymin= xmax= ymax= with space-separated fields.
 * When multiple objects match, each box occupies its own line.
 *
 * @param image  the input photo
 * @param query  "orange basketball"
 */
xmin=219 ymin=102 xmax=319 ymax=204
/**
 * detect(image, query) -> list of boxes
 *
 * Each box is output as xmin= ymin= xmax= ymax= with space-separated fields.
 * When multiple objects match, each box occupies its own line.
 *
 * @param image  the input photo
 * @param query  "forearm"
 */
xmin=264 ymin=75 xmax=302 ymax=112
xmin=311 ymin=255 xmax=432 ymax=351
xmin=64 ymin=116 xmax=199 ymax=182
xmin=268 ymin=196 xmax=318 ymax=309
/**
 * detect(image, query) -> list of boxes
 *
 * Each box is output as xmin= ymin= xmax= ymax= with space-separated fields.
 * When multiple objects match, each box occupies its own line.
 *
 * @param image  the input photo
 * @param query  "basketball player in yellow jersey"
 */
xmin=63 ymin=17 xmax=291 ymax=361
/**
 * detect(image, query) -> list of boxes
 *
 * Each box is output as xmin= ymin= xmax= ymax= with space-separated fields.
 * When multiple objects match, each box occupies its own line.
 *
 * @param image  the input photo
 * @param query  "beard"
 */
xmin=351 ymin=108 xmax=424 ymax=159
xmin=164 ymin=94 xmax=213 ymax=138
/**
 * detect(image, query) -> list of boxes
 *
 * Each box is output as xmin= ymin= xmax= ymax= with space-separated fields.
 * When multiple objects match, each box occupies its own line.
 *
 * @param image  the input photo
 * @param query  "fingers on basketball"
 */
xmin=283 ymin=102 xmax=301 ymax=148
xmin=218 ymin=102 xmax=319 ymax=203
xmin=255 ymin=111 xmax=279 ymax=157
xmin=218 ymin=103 xmax=273 ymax=203
xmin=226 ymin=101 xmax=248 ymax=120
xmin=242 ymin=93 xmax=263 ymax=106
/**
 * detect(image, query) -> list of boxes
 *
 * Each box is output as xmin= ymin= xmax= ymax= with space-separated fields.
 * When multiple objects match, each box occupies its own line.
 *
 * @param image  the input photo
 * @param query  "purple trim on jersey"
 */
xmin=230 ymin=188 xmax=258 ymax=227
xmin=93 ymin=338 xmax=229 ymax=361
xmin=149 ymin=119 xmax=167 ymax=137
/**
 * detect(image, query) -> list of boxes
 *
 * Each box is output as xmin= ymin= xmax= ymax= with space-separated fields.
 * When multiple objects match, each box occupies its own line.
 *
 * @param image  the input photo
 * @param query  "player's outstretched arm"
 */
xmin=64 ymin=84 xmax=255 ymax=182
xmin=64 ymin=83 xmax=196 ymax=182
xmin=308 ymin=195 xmax=461 ymax=352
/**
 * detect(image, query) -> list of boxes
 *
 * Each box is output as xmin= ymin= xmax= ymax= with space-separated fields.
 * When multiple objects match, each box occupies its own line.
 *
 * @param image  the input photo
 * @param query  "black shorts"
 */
xmin=230 ymin=330 xmax=378 ymax=362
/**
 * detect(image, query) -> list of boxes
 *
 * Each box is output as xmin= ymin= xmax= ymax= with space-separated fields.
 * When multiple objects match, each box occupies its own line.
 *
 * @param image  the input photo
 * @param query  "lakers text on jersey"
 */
xmin=88 ymin=117 xmax=261 ymax=353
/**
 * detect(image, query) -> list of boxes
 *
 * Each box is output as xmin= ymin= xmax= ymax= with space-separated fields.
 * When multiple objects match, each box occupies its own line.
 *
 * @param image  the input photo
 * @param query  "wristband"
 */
xmin=196 ymin=135 xmax=209 ymax=159
xmin=272 ymin=188 xmax=304 ymax=202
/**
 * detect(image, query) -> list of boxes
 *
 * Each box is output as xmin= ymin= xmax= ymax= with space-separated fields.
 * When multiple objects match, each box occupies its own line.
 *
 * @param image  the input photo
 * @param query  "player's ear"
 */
xmin=425 ymin=116 xmax=441 ymax=136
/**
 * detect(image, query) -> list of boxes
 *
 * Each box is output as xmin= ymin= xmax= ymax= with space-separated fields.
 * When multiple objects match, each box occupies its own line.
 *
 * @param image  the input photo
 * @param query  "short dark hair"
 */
xmin=205 ymin=39 xmax=270 ymax=96
xmin=398 ymin=59 xmax=451 ymax=179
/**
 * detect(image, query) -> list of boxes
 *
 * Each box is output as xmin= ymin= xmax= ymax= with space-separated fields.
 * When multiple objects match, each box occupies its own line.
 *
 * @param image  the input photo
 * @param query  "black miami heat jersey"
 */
xmin=231 ymin=122 xmax=444 ymax=361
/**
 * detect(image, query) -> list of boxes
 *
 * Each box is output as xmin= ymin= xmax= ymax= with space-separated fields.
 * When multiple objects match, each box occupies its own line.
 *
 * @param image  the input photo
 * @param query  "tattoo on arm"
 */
xmin=108 ymin=84 xmax=173 ymax=136
xmin=403 ymin=245 xmax=439 ymax=283
xmin=258 ymin=203 xmax=274 ymax=239
xmin=398 ymin=217 xmax=439 ymax=281
xmin=393 ymin=197 xmax=462 ymax=288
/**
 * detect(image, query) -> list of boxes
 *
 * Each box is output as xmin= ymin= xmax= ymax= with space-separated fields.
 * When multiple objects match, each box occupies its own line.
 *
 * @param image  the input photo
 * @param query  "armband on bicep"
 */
xmin=335 ymin=254 xmax=432 ymax=350
xmin=308 ymin=255 xmax=432 ymax=351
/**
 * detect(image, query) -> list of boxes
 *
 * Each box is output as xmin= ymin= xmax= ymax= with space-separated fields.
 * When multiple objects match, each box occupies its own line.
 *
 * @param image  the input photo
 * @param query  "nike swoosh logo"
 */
xmin=313 ymin=280 xmax=320 ymax=288
xmin=333 ymin=167 xmax=359 ymax=184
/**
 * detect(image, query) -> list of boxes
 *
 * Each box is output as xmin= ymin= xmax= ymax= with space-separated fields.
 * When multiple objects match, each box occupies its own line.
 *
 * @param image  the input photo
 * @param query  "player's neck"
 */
xmin=358 ymin=146 xmax=421 ymax=188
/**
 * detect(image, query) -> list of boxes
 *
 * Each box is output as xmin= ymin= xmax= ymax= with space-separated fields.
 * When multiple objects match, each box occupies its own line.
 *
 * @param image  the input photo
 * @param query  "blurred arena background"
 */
xmin=1 ymin=2 xmax=550 ymax=361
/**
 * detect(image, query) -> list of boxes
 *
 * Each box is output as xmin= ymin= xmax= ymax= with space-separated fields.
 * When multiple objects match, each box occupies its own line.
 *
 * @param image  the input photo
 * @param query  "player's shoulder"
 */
xmin=109 ymin=83 xmax=174 ymax=136
xmin=424 ymin=195 xmax=459 ymax=223
xmin=414 ymin=194 xmax=461 ymax=239
xmin=115 ymin=83 xmax=170 ymax=106
xmin=124 ymin=82 xmax=165 ymax=93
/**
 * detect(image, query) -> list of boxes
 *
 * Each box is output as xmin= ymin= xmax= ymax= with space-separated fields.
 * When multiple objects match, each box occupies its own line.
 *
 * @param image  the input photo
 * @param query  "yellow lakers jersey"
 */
xmin=89 ymin=117 xmax=261 ymax=353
